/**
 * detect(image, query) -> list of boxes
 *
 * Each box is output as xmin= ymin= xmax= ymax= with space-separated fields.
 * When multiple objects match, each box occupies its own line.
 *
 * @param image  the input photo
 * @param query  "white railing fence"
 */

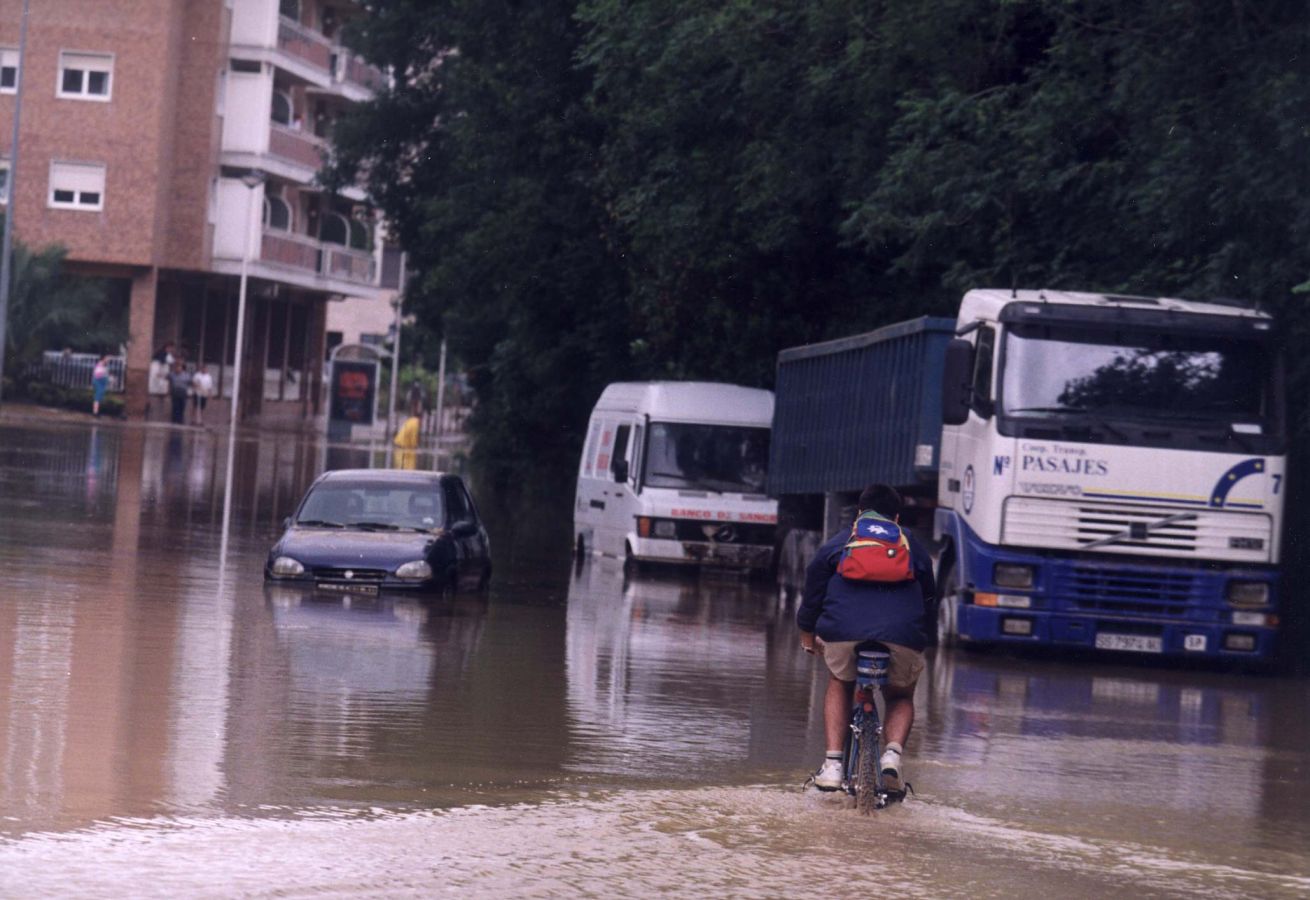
xmin=37 ymin=351 xmax=126 ymax=392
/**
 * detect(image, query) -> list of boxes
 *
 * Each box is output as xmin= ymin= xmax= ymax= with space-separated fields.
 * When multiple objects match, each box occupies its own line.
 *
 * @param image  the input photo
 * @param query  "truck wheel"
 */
xmin=936 ymin=557 xmax=960 ymax=648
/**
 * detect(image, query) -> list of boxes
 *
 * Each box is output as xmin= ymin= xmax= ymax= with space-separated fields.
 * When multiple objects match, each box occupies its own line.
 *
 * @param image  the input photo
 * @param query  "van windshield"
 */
xmin=643 ymin=422 xmax=770 ymax=493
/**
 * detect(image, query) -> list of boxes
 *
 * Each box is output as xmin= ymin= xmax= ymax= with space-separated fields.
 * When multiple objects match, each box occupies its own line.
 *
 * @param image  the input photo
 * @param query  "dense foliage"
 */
xmin=332 ymin=0 xmax=1309 ymax=477
xmin=0 ymin=234 xmax=116 ymax=378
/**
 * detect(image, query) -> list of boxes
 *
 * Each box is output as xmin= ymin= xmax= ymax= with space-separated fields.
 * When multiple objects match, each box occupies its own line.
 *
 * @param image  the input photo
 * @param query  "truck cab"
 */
xmin=935 ymin=290 xmax=1285 ymax=659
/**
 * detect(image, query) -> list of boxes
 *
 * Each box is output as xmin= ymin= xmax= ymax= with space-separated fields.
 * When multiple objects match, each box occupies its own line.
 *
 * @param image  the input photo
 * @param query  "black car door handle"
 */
xmin=590 ymin=499 xmax=605 ymax=510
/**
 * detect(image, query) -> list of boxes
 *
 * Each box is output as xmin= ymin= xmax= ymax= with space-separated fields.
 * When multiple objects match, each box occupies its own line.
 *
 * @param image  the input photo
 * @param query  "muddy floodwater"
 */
xmin=0 ymin=420 xmax=1307 ymax=898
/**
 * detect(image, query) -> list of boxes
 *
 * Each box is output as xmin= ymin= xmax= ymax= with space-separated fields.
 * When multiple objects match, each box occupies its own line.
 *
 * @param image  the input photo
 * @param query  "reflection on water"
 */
xmin=0 ymin=420 xmax=1307 ymax=896
xmin=567 ymin=558 xmax=815 ymax=780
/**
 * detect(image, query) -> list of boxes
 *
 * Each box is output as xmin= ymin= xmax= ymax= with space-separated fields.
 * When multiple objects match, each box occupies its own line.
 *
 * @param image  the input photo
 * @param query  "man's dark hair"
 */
xmin=858 ymin=483 xmax=902 ymax=518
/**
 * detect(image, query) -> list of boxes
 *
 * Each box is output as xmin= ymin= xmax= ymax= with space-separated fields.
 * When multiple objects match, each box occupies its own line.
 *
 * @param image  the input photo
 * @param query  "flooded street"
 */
xmin=0 ymin=419 xmax=1307 ymax=897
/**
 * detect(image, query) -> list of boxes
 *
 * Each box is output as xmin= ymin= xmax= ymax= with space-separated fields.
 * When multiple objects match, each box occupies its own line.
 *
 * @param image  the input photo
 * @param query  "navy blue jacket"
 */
xmin=796 ymin=526 xmax=936 ymax=651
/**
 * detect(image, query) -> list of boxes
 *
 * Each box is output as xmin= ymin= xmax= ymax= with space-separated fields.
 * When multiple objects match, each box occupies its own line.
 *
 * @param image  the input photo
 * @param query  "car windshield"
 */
xmin=1002 ymin=326 xmax=1279 ymax=432
xmin=643 ymin=422 xmax=770 ymax=493
xmin=296 ymin=482 xmax=446 ymax=530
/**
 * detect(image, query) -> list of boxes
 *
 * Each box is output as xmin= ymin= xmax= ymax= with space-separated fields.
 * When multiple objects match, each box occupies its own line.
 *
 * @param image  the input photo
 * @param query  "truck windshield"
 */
xmin=1001 ymin=327 xmax=1278 ymax=431
xmin=643 ymin=422 xmax=770 ymax=493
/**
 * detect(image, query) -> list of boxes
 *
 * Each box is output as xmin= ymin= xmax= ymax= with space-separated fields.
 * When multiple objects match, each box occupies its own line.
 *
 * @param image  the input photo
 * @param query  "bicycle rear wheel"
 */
xmin=854 ymin=715 xmax=881 ymax=814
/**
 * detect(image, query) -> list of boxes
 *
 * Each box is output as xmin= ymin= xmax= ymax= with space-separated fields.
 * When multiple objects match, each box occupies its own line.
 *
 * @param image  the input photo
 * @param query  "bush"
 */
xmin=16 ymin=379 xmax=124 ymax=417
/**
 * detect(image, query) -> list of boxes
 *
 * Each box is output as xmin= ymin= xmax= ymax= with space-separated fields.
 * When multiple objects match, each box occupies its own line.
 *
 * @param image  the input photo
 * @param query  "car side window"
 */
xmin=444 ymin=479 xmax=472 ymax=526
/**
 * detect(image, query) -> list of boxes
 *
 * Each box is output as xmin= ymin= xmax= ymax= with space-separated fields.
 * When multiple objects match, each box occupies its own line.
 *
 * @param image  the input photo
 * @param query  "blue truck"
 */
xmin=770 ymin=290 xmax=1286 ymax=661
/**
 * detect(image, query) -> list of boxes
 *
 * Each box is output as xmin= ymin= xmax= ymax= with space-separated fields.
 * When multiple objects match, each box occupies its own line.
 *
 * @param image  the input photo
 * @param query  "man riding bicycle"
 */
xmin=798 ymin=484 xmax=936 ymax=792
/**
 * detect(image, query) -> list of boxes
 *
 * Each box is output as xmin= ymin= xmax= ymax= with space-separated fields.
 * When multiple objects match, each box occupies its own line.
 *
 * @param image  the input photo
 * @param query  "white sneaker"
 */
xmin=813 ymin=757 xmax=843 ymax=791
xmin=880 ymin=747 xmax=903 ymax=789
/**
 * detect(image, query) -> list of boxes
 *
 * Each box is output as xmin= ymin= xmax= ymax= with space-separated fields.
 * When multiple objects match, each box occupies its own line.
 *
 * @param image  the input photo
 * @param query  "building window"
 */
xmin=49 ymin=161 xmax=105 ymax=210
xmin=0 ymin=48 xmax=18 ymax=94
xmin=321 ymin=212 xmax=350 ymax=245
xmin=271 ymin=90 xmax=292 ymax=126
xmin=265 ymin=194 xmax=292 ymax=231
xmin=58 ymin=52 xmax=113 ymax=101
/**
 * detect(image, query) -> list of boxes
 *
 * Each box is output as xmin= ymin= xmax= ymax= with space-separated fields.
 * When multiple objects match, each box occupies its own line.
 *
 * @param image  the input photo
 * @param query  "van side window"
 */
xmin=595 ymin=423 xmax=615 ymax=473
xmin=582 ymin=420 xmax=600 ymax=477
xmin=972 ymin=325 xmax=996 ymax=416
xmin=630 ymin=424 xmax=644 ymax=486
xmin=612 ymin=424 xmax=631 ymax=476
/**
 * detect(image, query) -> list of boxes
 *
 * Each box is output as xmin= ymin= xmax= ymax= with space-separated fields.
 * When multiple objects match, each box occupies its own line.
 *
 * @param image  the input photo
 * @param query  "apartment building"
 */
xmin=0 ymin=0 xmax=394 ymax=423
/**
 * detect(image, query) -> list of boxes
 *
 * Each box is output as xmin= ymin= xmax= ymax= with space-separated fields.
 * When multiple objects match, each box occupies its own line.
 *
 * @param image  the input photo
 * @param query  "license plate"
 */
xmin=317 ymin=581 xmax=379 ymax=595
xmin=1095 ymin=633 xmax=1162 ymax=653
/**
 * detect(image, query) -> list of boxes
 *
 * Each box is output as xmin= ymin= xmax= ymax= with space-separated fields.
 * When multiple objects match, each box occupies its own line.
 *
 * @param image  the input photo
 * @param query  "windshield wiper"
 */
xmin=346 ymin=521 xmax=400 ymax=531
xmin=1009 ymin=406 xmax=1130 ymax=440
xmin=297 ymin=519 xmax=344 ymax=528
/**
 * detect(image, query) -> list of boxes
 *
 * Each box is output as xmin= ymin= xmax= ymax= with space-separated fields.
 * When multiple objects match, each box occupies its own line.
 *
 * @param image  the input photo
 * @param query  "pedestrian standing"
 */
xmin=168 ymin=361 xmax=191 ymax=425
xmin=191 ymin=363 xmax=214 ymax=426
xmin=393 ymin=397 xmax=422 ymax=470
xmin=91 ymin=355 xmax=110 ymax=417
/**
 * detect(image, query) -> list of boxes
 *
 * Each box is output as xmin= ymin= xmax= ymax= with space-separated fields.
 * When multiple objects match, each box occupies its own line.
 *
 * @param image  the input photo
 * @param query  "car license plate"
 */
xmin=1095 ymin=633 xmax=1162 ymax=653
xmin=317 ymin=581 xmax=379 ymax=595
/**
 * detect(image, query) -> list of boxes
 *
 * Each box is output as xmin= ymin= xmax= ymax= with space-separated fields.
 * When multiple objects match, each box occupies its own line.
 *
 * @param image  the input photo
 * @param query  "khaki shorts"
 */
xmin=821 ymin=640 xmax=924 ymax=690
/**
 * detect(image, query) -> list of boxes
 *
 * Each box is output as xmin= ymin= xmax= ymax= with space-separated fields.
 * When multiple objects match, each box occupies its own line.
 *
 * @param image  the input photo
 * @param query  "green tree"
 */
xmin=2 ymin=238 xmax=115 ymax=377
xmin=328 ymin=0 xmax=632 ymax=477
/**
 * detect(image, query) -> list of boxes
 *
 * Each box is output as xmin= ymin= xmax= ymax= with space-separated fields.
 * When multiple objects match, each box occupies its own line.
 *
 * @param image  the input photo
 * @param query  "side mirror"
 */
xmin=612 ymin=459 xmax=629 ymax=483
xmin=942 ymin=338 xmax=974 ymax=426
xmin=451 ymin=520 xmax=478 ymax=538
xmin=283 ymin=517 xmax=293 ymax=530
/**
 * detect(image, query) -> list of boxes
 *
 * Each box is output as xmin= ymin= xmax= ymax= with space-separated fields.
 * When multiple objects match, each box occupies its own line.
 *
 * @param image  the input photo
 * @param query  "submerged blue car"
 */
xmin=265 ymin=469 xmax=492 ymax=595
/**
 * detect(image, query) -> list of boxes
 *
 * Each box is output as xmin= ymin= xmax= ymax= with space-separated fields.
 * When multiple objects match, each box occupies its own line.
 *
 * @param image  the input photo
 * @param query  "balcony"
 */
xmin=260 ymin=229 xmax=376 ymax=287
xmin=268 ymin=123 xmax=325 ymax=171
xmin=340 ymin=54 xmax=386 ymax=94
xmin=271 ymin=15 xmax=385 ymax=96
xmin=277 ymin=17 xmax=332 ymax=73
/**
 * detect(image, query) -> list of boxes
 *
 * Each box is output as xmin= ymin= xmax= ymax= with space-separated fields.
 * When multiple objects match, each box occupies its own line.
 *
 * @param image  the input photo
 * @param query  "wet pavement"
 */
xmin=0 ymin=420 xmax=1307 ymax=897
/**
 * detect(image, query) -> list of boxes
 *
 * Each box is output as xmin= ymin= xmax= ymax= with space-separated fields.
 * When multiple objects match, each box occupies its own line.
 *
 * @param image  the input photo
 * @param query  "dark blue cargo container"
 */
xmin=769 ymin=317 xmax=956 ymax=496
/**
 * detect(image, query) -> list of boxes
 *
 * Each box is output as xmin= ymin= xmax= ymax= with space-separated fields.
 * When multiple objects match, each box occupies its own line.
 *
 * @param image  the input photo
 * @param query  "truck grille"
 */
xmin=1002 ymin=497 xmax=1272 ymax=563
xmin=1052 ymin=565 xmax=1202 ymax=618
xmin=670 ymin=521 xmax=775 ymax=545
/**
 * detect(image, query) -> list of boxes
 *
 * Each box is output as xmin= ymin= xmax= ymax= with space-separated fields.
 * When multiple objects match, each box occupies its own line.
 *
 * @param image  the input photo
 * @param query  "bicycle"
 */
xmin=840 ymin=641 xmax=910 ymax=812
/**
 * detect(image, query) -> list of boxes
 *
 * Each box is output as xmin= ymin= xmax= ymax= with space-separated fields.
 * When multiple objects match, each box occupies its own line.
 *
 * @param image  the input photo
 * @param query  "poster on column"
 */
xmin=329 ymin=360 xmax=377 ymax=425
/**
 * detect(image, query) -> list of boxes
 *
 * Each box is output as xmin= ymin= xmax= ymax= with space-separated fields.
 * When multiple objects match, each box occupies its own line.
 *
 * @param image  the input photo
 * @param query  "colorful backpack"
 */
xmin=836 ymin=511 xmax=914 ymax=582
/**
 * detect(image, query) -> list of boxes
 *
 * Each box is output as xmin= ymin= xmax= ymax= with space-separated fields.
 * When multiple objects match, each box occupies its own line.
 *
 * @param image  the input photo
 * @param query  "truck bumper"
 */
xmin=958 ymin=605 xmax=1277 ymax=658
xmin=629 ymin=535 xmax=774 ymax=570
xmin=944 ymin=516 xmax=1280 ymax=660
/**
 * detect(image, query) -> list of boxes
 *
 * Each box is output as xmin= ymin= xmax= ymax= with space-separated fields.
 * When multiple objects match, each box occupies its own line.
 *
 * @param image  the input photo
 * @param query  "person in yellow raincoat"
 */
xmin=393 ymin=400 xmax=422 ymax=469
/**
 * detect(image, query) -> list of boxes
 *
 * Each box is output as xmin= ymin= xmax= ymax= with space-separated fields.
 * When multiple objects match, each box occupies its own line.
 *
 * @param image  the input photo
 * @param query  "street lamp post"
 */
xmin=219 ymin=170 xmax=266 ymax=560
xmin=228 ymin=170 xmax=265 ymax=436
xmin=0 ymin=0 xmax=32 ymax=404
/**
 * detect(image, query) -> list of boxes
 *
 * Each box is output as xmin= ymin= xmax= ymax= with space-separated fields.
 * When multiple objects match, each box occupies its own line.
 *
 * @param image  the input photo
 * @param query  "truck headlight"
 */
xmin=994 ymin=563 xmax=1035 ymax=589
xmin=1225 ymin=581 xmax=1269 ymax=608
xmin=396 ymin=560 xmax=433 ymax=581
xmin=270 ymin=556 xmax=304 ymax=577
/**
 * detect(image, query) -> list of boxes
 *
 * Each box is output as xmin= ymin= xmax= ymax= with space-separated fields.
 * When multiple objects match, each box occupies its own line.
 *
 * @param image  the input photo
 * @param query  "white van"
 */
xmin=574 ymin=382 xmax=778 ymax=571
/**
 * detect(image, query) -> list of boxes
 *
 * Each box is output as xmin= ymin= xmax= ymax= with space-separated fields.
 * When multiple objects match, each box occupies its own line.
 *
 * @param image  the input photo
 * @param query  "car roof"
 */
xmin=313 ymin=469 xmax=455 ymax=485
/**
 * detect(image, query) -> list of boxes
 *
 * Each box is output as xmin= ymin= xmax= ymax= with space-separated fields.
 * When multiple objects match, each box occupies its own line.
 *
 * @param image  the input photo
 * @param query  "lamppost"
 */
xmin=228 ymin=169 xmax=266 ymax=435
xmin=0 ymin=0 xmax=32 ymax=404
xmin=219 ymin=170 xmax=266 ymax=562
